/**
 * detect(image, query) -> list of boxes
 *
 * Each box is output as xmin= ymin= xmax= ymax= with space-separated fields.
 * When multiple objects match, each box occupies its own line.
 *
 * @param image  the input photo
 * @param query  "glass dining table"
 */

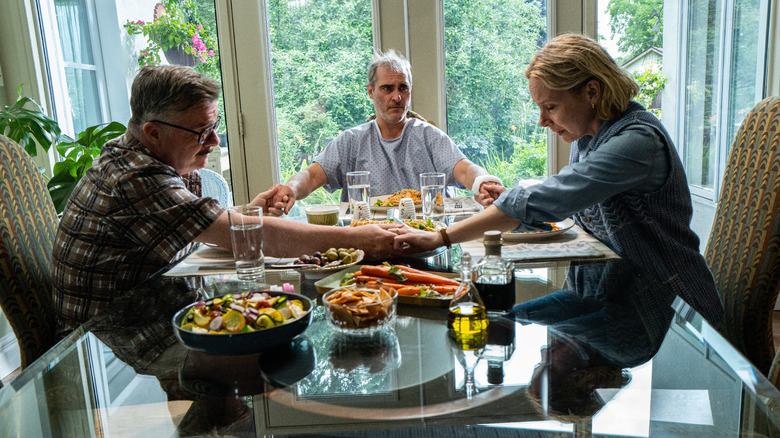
xmin=1 ymin=235 xmax=780 ymax=437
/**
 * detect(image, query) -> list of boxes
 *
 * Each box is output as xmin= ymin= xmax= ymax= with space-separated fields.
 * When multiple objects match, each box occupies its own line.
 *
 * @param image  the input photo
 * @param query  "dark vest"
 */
xmin=570 ymin=101 xmax=724 ymax=328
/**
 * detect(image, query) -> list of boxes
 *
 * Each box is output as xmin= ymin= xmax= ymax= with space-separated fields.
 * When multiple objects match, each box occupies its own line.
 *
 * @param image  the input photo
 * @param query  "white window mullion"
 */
xmin=37 ymin=0 xmax=75 ymax=137
xmin=714 ymin=0 xmax=733 ymax=201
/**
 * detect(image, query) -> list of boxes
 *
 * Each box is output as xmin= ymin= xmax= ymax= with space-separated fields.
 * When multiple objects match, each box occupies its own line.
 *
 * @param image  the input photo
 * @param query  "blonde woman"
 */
xmin=395 ymin=34 xmax=723 ymax=327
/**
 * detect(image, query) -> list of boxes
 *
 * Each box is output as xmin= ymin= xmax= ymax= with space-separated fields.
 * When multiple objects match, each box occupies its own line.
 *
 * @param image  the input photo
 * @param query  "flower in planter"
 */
xmin=124 ymin=0 xmax=218 ymax=71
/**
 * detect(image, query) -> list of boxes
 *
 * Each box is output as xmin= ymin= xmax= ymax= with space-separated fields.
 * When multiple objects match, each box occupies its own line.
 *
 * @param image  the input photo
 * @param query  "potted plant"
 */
xmin=0 ymin=85 xmax=61 ymax=159
xmin=47 ymin=122 xmax=126 ymax=212
xmin=124 ymin=0 xmax=219 ymax=73
xmin=0 ymin=86 xmax=125 ymax=213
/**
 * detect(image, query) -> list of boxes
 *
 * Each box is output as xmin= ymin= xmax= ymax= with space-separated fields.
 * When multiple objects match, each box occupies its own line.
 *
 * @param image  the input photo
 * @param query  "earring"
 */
xmin=591 ymin=103 xmax=595 ymax=109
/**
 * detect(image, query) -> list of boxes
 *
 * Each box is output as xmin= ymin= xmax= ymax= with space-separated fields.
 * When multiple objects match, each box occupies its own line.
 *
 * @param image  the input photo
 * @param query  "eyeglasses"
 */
xmin=151 ymin=116 xmax=221 ymax=144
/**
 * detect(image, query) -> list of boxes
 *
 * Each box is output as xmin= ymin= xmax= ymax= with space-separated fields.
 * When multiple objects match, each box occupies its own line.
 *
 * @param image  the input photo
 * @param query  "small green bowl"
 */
xmin=305 ymin=205 xmax=340 ymax=226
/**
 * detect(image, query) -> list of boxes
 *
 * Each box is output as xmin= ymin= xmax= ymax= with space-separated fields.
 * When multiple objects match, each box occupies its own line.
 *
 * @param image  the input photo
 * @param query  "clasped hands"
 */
xmin=475 ymin=181 xmax=506 ymax=207
xmin=249 ymin=184 xmax=296 ymax=217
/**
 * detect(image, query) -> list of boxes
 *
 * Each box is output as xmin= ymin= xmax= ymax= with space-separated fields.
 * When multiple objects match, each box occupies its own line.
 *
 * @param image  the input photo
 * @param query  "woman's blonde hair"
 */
xmin=525 ymin=34 xmax=639 ymax=121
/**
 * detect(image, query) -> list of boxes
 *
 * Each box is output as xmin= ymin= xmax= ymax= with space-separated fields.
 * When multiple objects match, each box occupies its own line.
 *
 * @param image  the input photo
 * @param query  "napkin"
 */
xmin=445 ymin=197 xmax=483 ymax=214
xmin=164 ymin=245 xmax=299 ymax=277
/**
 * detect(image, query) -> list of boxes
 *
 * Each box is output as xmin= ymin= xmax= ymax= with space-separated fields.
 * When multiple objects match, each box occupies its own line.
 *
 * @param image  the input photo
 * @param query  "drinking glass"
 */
xmin=346 ymin=171 xmax=370 ymax=214
xmin=227 ymin=205 xmax=265 ymax=282
xmin=420 ymin=172 xmax=446 ymax=221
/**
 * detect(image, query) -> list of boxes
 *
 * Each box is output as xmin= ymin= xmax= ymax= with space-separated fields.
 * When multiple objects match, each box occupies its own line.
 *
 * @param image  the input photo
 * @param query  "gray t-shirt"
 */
xmin=314 ymin=118 xmax=466 ymax=202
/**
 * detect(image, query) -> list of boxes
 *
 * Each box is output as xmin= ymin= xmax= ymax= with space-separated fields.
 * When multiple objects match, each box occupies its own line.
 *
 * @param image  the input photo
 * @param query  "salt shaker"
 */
xmin=399 ymin=197 xmax=416 ymax=220
xmin=354 ymin=201 xmax=371 ymax=221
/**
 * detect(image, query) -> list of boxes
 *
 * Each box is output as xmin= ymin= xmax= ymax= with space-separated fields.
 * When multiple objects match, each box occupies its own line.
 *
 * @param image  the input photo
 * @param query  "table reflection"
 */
xmin=6 ymin=248 xmax=780 ymax=437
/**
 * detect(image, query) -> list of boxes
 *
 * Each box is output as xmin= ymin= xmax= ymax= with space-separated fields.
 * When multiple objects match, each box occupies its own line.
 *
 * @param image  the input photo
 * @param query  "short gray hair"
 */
xmin=129 ymin=65 xmax=220 ymax=127
xmin=367 ymin=49 xmax=412 ymax=89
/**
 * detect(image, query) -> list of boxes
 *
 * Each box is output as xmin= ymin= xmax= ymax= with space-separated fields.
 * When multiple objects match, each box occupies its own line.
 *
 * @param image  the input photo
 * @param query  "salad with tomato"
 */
xmin=179 ymin=285 xmax=307 ymax=334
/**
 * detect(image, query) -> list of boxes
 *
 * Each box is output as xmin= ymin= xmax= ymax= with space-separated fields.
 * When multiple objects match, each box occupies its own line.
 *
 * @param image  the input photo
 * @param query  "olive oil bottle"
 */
xmin=447 ymin=253 xmax=489 ymax=335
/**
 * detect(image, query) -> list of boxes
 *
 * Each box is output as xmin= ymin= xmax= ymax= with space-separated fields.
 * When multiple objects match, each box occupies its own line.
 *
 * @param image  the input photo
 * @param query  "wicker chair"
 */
xmin=0 ymin=135 xmax=61 ymax=369
xmin=704 ymin=96 xmax=780 ymax=377
xmin=200 ymin=168 xmax=232 ymax=207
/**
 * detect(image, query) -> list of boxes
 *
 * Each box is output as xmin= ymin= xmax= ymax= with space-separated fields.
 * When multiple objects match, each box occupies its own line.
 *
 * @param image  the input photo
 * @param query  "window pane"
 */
xmin=64 ymin=67 xmax=101 ymax=133
xmin=52 ymin=0 xmax=102 ymax=132
xmin=40 ymin=0 xmax=229 ymax=181
xmin=725 ymin=0 xmax=761 ymax=149
xmin=55 ymin=0 xmax=94 ymax=65
xmin=598 ymin=0 xmax=665 ymax=120
xmin=683 ymin=0 xmax=722 ymax=190
xmin=267 ymin=0 xmax=373 ymax=209
xmin=443 ymin=0 xmax=547 ymax=188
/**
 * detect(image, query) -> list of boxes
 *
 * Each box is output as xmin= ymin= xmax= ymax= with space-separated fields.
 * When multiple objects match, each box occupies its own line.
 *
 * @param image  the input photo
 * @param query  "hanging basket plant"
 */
xmin=124 ymin=0 xmax=218 ymax=73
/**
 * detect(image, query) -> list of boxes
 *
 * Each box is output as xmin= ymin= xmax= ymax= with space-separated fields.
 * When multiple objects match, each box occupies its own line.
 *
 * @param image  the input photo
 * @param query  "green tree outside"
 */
xmin=444 ymin=0 xmax=548 ymax=187
xmin=606 ymin=0 xmax=664 ymax=62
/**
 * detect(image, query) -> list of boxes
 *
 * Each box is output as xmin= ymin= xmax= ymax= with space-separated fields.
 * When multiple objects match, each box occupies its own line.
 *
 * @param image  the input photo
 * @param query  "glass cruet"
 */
xmin=447 ymin=253 xmax=489 ymax=335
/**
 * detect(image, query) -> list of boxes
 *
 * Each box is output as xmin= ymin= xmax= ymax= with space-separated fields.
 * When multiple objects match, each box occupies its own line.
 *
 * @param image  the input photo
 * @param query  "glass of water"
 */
xmin=420 ymin=172 xmax=446 ymax=221
xmin=346 ymin=171 xmax=370 ymax=214
xmin=227 ymin=205 xmax=265 ymax=282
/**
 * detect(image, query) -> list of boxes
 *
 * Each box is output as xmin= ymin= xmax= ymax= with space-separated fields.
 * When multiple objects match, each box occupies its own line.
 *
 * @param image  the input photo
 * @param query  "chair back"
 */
xmin=200 ymin=168 xmax=232 ymax=207
xmin=0 ymin=135 xmax=61 ymax=368
xmin=704 ymin=96 xmax=780 ymax=375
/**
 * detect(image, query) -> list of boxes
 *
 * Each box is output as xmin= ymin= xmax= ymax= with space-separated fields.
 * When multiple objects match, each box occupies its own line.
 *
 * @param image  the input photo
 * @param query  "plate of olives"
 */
xmin=269 ymin=247 xmax=364 ymax=278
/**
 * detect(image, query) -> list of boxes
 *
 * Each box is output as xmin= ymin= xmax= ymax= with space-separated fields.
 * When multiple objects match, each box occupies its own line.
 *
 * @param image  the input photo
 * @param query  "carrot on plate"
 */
xmin=361 ymin=264 xmax=459 ymax=286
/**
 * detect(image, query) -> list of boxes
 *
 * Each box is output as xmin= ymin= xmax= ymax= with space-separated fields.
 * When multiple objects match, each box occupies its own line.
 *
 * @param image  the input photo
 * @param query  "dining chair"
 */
xmin=0 ymin=135 xmax=61 ymax=369
xmin=704 ymin=96 xmax=780 ymax=376
xmin=200 ymin=168 xmax=232 ymax=207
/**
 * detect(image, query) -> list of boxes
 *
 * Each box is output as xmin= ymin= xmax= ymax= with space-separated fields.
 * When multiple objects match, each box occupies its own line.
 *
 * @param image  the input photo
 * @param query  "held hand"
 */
xmin=475 ymin=182 xmax=506 ymax=207
xmin=249 ymin=185 xmax=280 ymax=215
xmin=393 ymin=225 xmax=442 ymax=253
xmin=355 ymin=224 xmax=403 ymax=260
xmin=266 ymin=184 xmax=297 ymax=217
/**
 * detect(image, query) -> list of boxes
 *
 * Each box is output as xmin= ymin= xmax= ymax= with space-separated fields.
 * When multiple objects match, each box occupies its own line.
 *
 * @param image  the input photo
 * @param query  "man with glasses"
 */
xmin=52 ymin=65 xmax=398 ymax=334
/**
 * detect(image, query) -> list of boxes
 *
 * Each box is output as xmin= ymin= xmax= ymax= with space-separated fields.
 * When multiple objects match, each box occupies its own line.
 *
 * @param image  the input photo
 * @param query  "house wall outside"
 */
xmin=623 ymin=49 xmax=663 ymax=76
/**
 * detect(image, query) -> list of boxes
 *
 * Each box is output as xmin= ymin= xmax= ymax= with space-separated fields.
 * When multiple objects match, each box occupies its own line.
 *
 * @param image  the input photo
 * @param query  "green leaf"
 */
xmin=47 ymin=169 xmax=78 ymax=212
xmin=0 ymin=91 xmax=61 ymax=156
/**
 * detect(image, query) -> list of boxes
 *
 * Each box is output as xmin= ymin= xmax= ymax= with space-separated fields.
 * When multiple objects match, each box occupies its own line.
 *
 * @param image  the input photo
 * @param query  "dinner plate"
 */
xmin=370 ymin=197 xmax=422 ymax=213
xmin=348 ymin=218 xmax=447 ymax=232
xmin=185 ymin=245 xmax=234 ymax=266
xmin=502 ymin=218 xmax=576 ymax=243
xmin=270 ymin=250 xmax=364 ymax=272
xmin=400 ymin=244 xmax=449 ymax=259
xmin=314 ymin=264 xmax=456 ymax=308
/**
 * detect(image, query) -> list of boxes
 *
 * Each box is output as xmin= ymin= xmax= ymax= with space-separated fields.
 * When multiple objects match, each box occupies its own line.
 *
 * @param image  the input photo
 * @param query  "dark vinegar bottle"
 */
xmin=474 ymin=231 xmax=515 ymax=314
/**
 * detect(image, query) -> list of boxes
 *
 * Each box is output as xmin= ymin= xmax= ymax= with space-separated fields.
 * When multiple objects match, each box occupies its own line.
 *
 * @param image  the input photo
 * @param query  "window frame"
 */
xmin=222 ymin=0 xmax=583 ymax=204
xmin=664 ymin=0 xmax=770 ymax=205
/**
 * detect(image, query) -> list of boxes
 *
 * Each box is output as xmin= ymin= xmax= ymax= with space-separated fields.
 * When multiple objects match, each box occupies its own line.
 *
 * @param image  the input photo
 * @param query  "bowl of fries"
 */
xmin=322 ymin=286 xmax=398 ymax=334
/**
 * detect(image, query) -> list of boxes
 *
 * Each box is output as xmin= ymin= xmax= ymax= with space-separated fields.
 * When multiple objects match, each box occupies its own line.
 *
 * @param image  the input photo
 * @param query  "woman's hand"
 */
xmin=393 ymin=225 xmax=443 ymax=253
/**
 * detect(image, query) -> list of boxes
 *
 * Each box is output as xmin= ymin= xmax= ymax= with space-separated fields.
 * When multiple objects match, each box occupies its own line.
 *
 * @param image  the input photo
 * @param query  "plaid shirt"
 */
xmin=52 ymin=134 xmax=223 ymax=332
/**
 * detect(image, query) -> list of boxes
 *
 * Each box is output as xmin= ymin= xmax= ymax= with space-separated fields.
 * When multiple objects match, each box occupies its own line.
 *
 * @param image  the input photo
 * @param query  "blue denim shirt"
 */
xmin=493 ymin=124 xmax=669 ymax=225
